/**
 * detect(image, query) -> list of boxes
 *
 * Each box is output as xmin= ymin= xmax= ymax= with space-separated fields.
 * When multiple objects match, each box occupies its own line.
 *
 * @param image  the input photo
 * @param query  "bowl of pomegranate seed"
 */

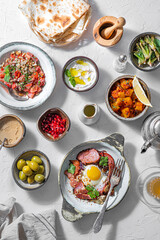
xmin=38 ymin=108 xmax=70 ymax=142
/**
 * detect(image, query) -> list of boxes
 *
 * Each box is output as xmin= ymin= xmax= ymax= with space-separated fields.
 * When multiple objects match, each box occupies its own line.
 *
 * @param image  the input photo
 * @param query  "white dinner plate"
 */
xmin=59 ymin=134 xmax=131 ymax=215
xmin=0 ymin=42 xmax=56 ymax=110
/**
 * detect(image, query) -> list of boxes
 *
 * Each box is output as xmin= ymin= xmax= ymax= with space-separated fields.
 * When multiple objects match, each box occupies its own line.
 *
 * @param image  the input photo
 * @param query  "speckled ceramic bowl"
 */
xmin=129 ymin=32 xmax=160 ymax=71
xmin=62 ymin=56 xmax=99 ymax=92
xmin=37 ymin=108 xmax=70 ymax=142
xmin=59 ymin=133 xmax=131 ymax=222
xmin=0 ymin=114 xmax=26 ymax=148
xmin=0 ymin=42 xmax=56 ymax=110
xmin=105 ymin=75 xmax=151 ymax=121
xmin=12 ymin=150 xmax=51 ymax=190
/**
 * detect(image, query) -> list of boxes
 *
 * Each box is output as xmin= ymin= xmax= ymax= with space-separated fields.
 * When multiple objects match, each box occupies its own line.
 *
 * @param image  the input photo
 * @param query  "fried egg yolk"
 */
xmin=87 ymin=166 xmax=101 ymax=181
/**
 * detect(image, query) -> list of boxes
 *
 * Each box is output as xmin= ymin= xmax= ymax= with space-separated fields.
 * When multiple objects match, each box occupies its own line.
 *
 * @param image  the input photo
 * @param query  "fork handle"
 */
xmin=93 ymin=184 xmax=113 ymax=233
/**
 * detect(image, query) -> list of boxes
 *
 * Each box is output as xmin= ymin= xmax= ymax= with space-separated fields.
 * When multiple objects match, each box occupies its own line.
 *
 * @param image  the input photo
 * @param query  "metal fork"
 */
xmin=93 ymin=159 xmax=125 ymax=233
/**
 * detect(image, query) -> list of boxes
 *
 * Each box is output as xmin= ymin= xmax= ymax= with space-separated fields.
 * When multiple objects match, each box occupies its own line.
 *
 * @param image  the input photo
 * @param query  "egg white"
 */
xmin=81 ymin=165 xmax=105 ymax=187
xmin=95 ymin=175 xmax=108 ymax=191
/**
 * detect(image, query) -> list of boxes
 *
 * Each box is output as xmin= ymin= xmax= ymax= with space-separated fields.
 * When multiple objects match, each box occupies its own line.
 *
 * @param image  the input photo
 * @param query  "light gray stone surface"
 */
xmin=0 ymin=0 xmax=160 ymax=239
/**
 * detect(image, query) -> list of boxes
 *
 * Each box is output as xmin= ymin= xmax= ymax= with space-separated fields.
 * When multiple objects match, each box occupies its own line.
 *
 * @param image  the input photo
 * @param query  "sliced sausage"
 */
xmin=73 ymin=182 xmax=88 ymax=195
xmin=76 ymin=193 xmax=92 ymax=200
xmin=77 ymin=148 xmax=100 ymax=165
xmin=103 ymin=152 xmax=115 ymax=180
xmin=70 ymin=178 xmax=79 ymax=188
xmin=70 ymin=160 xmax=80 ymax=176
xmin=99 ymin=151 xmax=115 ymax=180
xmin=64 ymin=170 xmax=73 ymax=179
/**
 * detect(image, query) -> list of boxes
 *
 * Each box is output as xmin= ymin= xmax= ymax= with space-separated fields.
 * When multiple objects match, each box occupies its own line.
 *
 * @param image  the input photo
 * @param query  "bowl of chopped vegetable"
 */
xmin=129 ymin=32 xmax=160 ymax=71
xmin=0 ymin=42 xmax=56 ymax=110
xmin=105 ymin=75 xmax=151 ymax=121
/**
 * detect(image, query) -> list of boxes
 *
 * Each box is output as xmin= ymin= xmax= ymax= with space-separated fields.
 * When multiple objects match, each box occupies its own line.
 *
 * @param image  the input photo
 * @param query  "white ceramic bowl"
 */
xmin=0 ymin=42 xmax=56 ymax=110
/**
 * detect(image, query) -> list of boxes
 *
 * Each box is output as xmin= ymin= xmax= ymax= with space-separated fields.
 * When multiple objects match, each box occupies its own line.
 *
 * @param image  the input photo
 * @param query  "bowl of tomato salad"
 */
xmin=0 ymin=42 xmax=56 ymax=110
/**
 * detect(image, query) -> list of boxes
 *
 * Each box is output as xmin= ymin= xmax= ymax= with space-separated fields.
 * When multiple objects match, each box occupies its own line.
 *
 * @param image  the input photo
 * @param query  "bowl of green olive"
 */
xmin=12 ymin=150 xmax=51 ymax=190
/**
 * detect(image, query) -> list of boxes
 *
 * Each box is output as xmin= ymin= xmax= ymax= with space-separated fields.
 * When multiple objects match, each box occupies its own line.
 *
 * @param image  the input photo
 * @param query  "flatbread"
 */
xmin=30 ymin=6 xmax=91 ymax=46
xmin=19 ymin=0 xmax=90 ymax=38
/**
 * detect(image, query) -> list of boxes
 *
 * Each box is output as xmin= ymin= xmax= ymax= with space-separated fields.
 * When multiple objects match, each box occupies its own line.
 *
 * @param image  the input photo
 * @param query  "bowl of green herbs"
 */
xmin=129 ymin=32 xmax=160 ymax=71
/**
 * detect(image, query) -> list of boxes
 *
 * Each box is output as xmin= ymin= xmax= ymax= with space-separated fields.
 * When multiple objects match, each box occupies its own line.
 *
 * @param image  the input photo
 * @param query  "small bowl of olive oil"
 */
xmin=78 ymin=103 xmax=100 ymax=125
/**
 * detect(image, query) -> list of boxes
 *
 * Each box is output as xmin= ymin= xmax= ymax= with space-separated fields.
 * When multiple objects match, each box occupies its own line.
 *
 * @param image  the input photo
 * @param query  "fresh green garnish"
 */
xmin=154 ymin=38 xmax=160 ymax=54
xmin=65 ymin=69 xmax=72 ymax=77
xmin=10 ymin=65 xmax=16 ymax=71
xmin=4 ymin=65 xmax=10 ymax=82
xmin=38 ymin=80 xmax=41 ymax=85
xmin=65 ymin=69 xmax=76 ymax=87
xmin=133 ymin=35 xmax=160 ymax=66
xmin=69 ymin=77 xmax=76 ymax=87
xmin=68 ymin=163 xmax=75 ymax=174
xmin=25 ymin=73 xmax=29 ymax=82
xmin=99 ymin=156 xmax=108 ymax=167
xmin=85 ymin=185 xmax=99 ymax=199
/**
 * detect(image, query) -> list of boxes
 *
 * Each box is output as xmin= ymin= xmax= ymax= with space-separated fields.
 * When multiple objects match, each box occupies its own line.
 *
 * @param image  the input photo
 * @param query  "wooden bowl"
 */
xmin=0 ymin=114 xmax=26 ymax=148
xmin=37 ymin=108 xmax=70 ymax=142
xmin=105 ymin=75 xmax=151 ymax=121
xmin=12 ymin=149 xmax=51 ymax=190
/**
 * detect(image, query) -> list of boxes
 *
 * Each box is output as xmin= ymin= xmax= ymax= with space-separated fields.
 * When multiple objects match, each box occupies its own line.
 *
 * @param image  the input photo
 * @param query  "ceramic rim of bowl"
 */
xmin=0 ymin=41 xmax=56 ymax=110
xmin=129 ymin=32 xmax=160 ymax=72
xmin=62 ymin=56 xmax=99 ymax=92
xmin=12 ymin=149 xmax=51 ymax=191
xmin=105 ymin=75 xmax=151 ymax=121
xmin=0 ymin=114 xmax=26 ymax=148
xmin=37 ymin=108 xmax=71 ymax=142
xmin=58 ymin=135 xmax=131 ymax=216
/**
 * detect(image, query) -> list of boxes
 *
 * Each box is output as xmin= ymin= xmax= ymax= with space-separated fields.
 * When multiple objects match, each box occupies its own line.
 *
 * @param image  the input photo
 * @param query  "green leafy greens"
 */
xmin=133 ymin=35 xmax=160 ymax=66
xmin=68 ymin=163 xmax=75 ymax=174
xmin=65 ymin=69 xmax=76 ymax=87
xmin=4 ymin=65 xmax=10 ymax=82
xmin=99 ymin=156 xmax=108 ymax=167
xmin=154 ymin=38 xmax=160 ymax=54
xmin=85 ymin=185 xmax=99 ymax=199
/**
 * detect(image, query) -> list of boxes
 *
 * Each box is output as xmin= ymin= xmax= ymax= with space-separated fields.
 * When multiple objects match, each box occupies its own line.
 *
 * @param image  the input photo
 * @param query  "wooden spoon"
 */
xmin=101 ymin=17 xmax=126 ymax=40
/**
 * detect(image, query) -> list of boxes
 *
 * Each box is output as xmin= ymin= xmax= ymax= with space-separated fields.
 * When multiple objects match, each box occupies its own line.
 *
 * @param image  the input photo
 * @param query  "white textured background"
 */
xmin=0 ymin=0 xmax=160 ymax=239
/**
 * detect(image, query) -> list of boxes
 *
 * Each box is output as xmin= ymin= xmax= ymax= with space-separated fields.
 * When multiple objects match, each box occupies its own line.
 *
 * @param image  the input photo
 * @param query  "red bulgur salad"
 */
xmin=0 ymin=51 xmax=45 ymax=98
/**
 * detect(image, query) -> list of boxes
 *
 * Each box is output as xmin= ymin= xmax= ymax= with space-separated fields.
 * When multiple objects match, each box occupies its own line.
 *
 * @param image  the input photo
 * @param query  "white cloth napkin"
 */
xmin=0 ymin=198 xmax=57 ymax=240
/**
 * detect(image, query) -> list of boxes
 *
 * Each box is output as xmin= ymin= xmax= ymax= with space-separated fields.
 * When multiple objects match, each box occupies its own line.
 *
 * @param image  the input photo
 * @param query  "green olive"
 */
xmin=27 ymin=175 xmax=35 ymax=184
xmin=28 ymin=161 xmax=39 ymax=172
xmin=31 ymin=156 xmax=42 ymax=165
xmin=36 ymin=165 xmax=44 ymax=174
xmin=17 ymin=159 xmax=26 ymax=170
xmin=26 ymin=161 xmax=31 ymax=165
xmin=22 ymin=166 xmax=33 ymax=176
xmin=19 ymin=171 xmax=27 ymax=181
xmin=34 ymin=174 xmax=45 ymax=183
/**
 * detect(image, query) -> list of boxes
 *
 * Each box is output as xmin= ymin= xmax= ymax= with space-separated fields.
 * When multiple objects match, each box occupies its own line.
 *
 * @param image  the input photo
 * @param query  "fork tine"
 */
xmin=114 ymin=160 xmax=120 ymax=176
xmin=120 ymin=159 xmax=125 ymax=172
xmin=112 ymin=159 xmax=120 ymax=175
xmin=113 ymin=159 xmax=125 ymax=177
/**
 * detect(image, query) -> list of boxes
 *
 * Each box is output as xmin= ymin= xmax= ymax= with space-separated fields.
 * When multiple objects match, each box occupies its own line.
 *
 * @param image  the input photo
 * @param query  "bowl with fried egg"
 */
xmin=58 ymin=133 xmax=131 ymax=221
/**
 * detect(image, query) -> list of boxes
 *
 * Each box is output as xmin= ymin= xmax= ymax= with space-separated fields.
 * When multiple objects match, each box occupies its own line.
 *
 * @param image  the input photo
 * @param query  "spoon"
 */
xmin=101 ymin=17 xmax=126 ymax=40
xmin=0 ymin=82 xmax=29 ymax=101
xmin=0 ymin=138 xmax=7 ymax=150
